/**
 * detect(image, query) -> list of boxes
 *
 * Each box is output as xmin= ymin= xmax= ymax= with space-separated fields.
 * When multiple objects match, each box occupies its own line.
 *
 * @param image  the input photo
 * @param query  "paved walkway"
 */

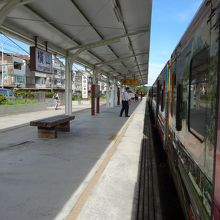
xmin=0 ymin=99 xmax=146 ymax=220
xmin=0 ymin=101 xmax=91 ymax=131
xmin=75 ymin=100 xmax=145 ymax=220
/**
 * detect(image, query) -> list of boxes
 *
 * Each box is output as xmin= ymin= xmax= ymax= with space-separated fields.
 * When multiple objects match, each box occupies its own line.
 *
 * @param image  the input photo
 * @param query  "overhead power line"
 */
xmin=0 ymin=32 xmax=29 ymax=55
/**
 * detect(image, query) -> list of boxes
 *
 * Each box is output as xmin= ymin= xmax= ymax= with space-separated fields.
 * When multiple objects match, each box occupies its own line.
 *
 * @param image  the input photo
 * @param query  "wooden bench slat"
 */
xmin=30 ymin=114 xmax=75 ymax=138
xmin=30 ymin=115 xmax=75 ymax=128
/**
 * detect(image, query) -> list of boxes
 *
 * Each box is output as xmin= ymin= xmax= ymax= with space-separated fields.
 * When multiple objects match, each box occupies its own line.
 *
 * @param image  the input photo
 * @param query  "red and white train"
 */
xmin=149 ymin=1 xmax=220 ymax=219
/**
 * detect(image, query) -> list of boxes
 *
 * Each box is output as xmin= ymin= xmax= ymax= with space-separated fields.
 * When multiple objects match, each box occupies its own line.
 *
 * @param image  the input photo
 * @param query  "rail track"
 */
xmin=136 ymin=104 xmax=184 ymax=220
xmin=136 ymin=105 xmax=162 ymax=220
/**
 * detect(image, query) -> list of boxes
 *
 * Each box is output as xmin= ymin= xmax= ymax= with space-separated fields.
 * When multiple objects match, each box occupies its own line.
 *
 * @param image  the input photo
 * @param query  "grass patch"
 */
xmin=1 ymin=99 xmax=38 ymax=106
xmin=100 ymin=96 xmax=106 ymax=101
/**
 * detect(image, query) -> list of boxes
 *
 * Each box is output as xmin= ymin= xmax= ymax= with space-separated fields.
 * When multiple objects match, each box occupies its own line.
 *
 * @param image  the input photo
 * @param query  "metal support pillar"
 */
xmin=117 ymin=87 xmax=120 ymax=105
xmin=91 ymin=84 xmax=95 ymax=115
xmin=64 ymin=49 xmax=85 ymax=115
xmin=91 ymin=69 xmax=97 ymax=115
xmin=95 ymin=71 xmax=100 ymax=114
xmin=110 ymin=86 xmax=114 ymax=108
xmin=114 ymin=79 xmax=117 ymax=106
xmin=65 ymin=56 xmax=72 ymax=116
xmin=106 ymin=78 xmax=110 ymax=108
xmin=1 ymin=42 xmax=4 ymax=88
xmin=96 ymin=93 xmax=100 ymax=114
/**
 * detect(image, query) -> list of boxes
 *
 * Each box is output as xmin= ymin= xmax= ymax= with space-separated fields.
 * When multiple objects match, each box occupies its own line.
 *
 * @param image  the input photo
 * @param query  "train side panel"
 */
xmin=213 ymin=1 xmax=220 ymax=219
xmin=149 ymin=1 xmax=220 ymax=219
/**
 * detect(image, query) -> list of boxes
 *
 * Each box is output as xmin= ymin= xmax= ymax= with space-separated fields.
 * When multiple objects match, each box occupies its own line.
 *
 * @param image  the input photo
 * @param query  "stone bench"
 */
xmin=30 ymin=115 xmax=75 ymax=138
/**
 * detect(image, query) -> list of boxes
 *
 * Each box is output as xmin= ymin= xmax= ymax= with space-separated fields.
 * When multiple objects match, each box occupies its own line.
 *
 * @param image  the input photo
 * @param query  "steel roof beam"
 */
xmin=113 ymin=0 xmax=146 ymax=84
xmin=68 ymin=0 xmax=128 ymax=72
xmin=1 ymin=25 xmax=96 ymax=75
xmin=130 ymin=69 xmax=148 ymax=73
xmin=0 ymin=0 xmax=36 ymax=26
xmin=0 ymin=25 xmax=67 ymax=55
xmin=24 ymin=5 xmax=120 ymax=76
xmin=68 ymin=38 xmax=120 ymax=52
xmin=127 ymin=62 xmax=148 ymax=70
xmin=0 ymin=0 xmax=35 ymax=3
xmin=69 ymin=0 xmax=148 ymax=81
xmin=94 ymin=52 xmax=148 ymax=66
xmin=67 ymin=29 xmax=148 ymax=51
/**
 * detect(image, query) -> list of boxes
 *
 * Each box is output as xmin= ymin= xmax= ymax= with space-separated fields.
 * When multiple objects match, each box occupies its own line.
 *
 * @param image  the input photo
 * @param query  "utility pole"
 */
xmin=1 ymin=42 xmax=3 ymax=88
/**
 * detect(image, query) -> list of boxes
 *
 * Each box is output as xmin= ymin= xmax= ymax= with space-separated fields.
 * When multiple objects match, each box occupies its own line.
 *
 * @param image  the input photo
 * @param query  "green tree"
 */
xmin=0 ymin=93 xmax=7 ymax=105
xmin=136 ymin=86 xmax=148 ymax=94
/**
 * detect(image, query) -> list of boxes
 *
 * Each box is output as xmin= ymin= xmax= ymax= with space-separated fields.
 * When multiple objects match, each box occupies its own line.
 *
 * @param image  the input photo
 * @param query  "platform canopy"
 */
xmin=0 ymin=0 xmax=152 ymax=85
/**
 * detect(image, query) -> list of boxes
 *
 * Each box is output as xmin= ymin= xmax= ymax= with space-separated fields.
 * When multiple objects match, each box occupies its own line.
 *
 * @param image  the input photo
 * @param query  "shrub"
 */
xmin=2 ymin=99 xmax=38 ymax=105
xmin=0 ymin=93 xmax=7 ymax=105
xmin=72 ymin=95 xmax=82 ymax=101
xmin=14 ymin=91 xmax=34 ymax=99
xmin=45 ymin=92 xmax=53 ymax=98
xmin=100 ymin=95 xmax=106 ymax=100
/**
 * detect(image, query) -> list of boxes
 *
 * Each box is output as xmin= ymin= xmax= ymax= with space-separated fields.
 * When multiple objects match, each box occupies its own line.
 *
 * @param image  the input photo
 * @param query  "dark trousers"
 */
xmin=120 ymin=100 xmax=129 ymax=116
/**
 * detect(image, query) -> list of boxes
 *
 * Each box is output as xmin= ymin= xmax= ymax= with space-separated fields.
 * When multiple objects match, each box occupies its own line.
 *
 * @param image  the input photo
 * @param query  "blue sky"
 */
xmin=0 ymin=34 xmax=29 ymax=55
xmin=0 ymin=0 xmax=204 ymax=85
xmin=148 ymin=0 xmax=203 ymax=85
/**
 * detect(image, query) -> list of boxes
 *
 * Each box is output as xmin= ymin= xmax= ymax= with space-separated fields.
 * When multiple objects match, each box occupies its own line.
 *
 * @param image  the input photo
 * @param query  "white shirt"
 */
xmin=122 ymin=91 xmax=130 ymax=101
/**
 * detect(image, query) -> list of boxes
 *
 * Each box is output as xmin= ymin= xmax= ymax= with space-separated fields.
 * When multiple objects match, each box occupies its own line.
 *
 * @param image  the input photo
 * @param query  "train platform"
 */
xmin=0 ymin=101 xmax=93 ymax=132
xmin=0 ymin=99 xmax=150 ymax=220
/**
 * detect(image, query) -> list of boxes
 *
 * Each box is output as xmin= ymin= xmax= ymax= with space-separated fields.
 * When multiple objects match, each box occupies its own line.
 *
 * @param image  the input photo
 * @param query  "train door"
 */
xmin=213 ymin=5 xmax=220 ymax=218
xmin=164 ymin=64 xmax=170 ymax=147
xmin=156 ymin=80 xmax=160 ymax=125
xmin=171 ymin=72 xmax=176 ymax=117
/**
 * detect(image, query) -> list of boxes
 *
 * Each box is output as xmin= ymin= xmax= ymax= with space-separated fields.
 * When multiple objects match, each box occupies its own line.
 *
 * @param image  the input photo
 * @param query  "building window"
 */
xmin=189 ymin=48 xmax=209 ymax=141
xmin=14 ymin=62 xmax=22 ymax=70
xmin=16 ymin=76 xmax=24 ymax=83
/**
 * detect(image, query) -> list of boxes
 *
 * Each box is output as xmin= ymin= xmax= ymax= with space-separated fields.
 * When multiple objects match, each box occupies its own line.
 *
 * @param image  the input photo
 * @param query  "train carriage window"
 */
xmin=156 ymin=80 xmax=160 ymax=118
xmin=176 ymin=83 xmax=183 ymax=131
xmin=157 ymin=80 xmax=160 ymax=105
xmin=161 ymin=81 xmax=165 ymax=112
xmin=189 ymin=48 xmax=209 ymax=141
xmin=171 ymin=73 xmax=176 ymax=117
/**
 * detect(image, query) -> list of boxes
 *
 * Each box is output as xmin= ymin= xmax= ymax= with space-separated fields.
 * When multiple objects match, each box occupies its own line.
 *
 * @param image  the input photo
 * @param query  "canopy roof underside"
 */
xmin=0 ymin=0 xmax=152 ymax=85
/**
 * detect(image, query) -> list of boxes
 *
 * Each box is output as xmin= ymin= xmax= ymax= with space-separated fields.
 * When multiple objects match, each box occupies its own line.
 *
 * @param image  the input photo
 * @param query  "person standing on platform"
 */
xmin=120 ymin=87 xmax=130 ymax=117
xmin=53 ymin=92 xmax=60 ymax=110
xmin=135 ymin=93 xmax=139 ymax=102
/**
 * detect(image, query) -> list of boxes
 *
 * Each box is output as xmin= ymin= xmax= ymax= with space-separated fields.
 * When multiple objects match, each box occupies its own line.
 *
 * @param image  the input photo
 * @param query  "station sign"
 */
xmin=82 ymin=75 xmax=88 ymax=99
xmin=121 ymin=79 xmax=139 ymax=85
xmin=30 ymin=47 xmax=52 ymax=74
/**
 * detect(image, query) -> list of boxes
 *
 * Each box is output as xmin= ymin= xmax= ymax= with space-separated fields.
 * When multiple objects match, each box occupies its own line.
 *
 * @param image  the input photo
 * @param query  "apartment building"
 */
xmin=0 ymin=52 xmax=105 ymax=95
xmin=0 ymin=52 xmax=27 ymax=88
xmin=0 ymin=52 xmax=65 ymax=90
